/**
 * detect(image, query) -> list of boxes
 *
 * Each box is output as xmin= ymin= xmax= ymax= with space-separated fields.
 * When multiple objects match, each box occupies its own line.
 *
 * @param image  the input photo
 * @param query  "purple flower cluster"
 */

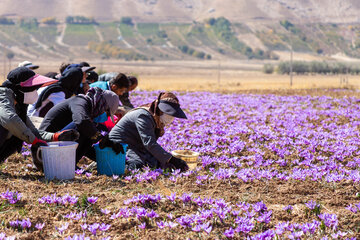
xmin=38 ymin=193 xmax=78 ymax=205
xmin=124 ymin=193 xmax=162 ymax=205
xmin=124 ymin=167 xmax=163 ymax=182
xmin=346 ymin=202 xmax=360 ymax=213
xmin=1 ymin=190 xmax=22 ymax=204
xmin=9 ymin=218 xmax=45 ymax=232
xmin=305 ymin=200 xmax=321 ymax=210
xmin=110 ymin=206 xmax=159 ymax=221
xmin=64 ymin=210 xmax=87 ymax=221
xmin=64 ymin=234 xmax=90 ymax=240
xmin=81 ymin=223 xmax=111 ymax=235
xmin=129 ymin=91 xmax=360 ymax=186
xmin=9 ymin=218 xmax=31 ymax=230
xmin=11 ymin=91 xmax=360 ymax=238
xmin=56 ymin=222 xmax=69 ymax=234
xmin=0 ymin=233 xmax=15 ymax=240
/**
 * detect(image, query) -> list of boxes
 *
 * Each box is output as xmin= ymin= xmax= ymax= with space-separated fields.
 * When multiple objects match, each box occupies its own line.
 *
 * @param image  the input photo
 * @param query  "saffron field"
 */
xmin=0 ymin=89 xmax=360 ymax=239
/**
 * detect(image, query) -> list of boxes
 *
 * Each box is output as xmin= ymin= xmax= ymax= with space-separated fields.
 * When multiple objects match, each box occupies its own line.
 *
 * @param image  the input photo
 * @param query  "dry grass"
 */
xmin=139 ymin=72 xmax=359 ymax=92
xmin=2 ymin=59 xmax=359 ymax=92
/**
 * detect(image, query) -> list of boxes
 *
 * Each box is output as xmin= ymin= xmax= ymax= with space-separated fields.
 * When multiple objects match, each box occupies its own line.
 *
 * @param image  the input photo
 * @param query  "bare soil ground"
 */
xmin=1 ymin=144 xmax=360 ymax=239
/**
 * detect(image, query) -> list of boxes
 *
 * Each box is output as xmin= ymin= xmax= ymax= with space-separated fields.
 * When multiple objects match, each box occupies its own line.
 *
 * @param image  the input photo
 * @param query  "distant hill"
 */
xmin=1 ymin=0 xmax=360 ymax=23
xmin=1 ymin=0 xmax=360 ymax=62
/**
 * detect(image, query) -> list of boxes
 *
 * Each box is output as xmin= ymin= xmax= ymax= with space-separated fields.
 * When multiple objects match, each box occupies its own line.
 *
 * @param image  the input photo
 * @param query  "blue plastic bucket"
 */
xmin=93 ymin=143 xmax=128 ymax=176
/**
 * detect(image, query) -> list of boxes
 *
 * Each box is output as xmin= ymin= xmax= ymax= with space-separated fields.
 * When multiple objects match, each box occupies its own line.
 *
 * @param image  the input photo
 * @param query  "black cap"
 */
xmin=7 ymin=67 xmax=35 ymax=85
xmin=87 ymin=71 xmax=99 ymax=82
xmin=79 ymin=61 xmax=90 ymax=67
xmin=158 ymin=100 xmax=187 ymax=119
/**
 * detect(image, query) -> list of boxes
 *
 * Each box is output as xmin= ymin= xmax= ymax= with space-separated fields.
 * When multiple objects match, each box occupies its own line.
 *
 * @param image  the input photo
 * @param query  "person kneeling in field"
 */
xmin=27 ymin=67 xmax=83 ymax=118
xmin=90 ymin=73 xmax=129 ymax=130
xmin=98 ymin=72 xmax=138 ymax=109
xmin=100 ymin=92 xmax=189 ymax=171
xmin=38 ymin=87 xmax=119 ymax=169
xmin=0 ymin=67 xmax=79 ymax=164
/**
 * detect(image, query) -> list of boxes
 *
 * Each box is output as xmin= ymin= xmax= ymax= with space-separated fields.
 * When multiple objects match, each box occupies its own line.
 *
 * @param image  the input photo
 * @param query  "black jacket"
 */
xmin=39 ymin=96 xmax=98 ymax=139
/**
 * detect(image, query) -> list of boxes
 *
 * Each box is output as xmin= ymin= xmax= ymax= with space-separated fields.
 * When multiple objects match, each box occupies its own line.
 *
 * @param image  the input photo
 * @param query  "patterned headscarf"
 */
xmin=80 ymin=87 xmax=118 ymax=119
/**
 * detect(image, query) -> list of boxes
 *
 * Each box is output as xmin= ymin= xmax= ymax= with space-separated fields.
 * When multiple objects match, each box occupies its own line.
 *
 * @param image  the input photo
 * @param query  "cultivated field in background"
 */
xmin=1 ymin=60 xmax=358 ymax=92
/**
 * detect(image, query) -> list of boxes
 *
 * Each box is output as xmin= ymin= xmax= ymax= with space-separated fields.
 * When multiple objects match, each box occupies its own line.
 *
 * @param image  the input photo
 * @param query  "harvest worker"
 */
xmin=98 ymin=72 xmax=137 ymax=108
xmin=27 ymin=67 xmax=83 ymax=117
xmin=62 ymin=64 xmax=96 ymax=94
xmin=0 ymin=67 xmax=79 ymax=164
xmin=90 ymin=73 xmax=129 ymax=128
xmin=18 ymin=61 xmax=39 ymax=70
xmin=100 ymin=92 xmax=189 ymax=171
xmin=39 ymin=87 xmax=119 ymax=168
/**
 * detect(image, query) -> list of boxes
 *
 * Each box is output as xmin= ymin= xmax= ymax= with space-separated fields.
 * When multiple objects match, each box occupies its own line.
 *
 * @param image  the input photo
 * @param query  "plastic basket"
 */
xmin=93 ymin=143 xmax=128 ymax=176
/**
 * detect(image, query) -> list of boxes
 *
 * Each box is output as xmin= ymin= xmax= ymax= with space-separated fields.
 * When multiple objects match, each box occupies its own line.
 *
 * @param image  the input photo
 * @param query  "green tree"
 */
xmin=6 ymin=52 xmax=15 ymax=72
xmin=121 ymin=17 xmax=133 ymax=26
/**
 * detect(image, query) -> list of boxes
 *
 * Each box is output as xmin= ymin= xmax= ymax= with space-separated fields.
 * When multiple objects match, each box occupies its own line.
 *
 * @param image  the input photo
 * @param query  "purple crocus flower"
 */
xmin=157 ymin=221 xmax=165 ymax=229
xmin=20 ymin=218 xmax=31 ymax=229
xmin=81 ymin=223 xmax=88 ymax=230
xmin=75 ymin=169 xmax=85 ymax=175
xmin=88 ymin=223 xmax=100 ymax=235
xmin=167 ymin=192 xmax=177 ymax=202
xmin=165 ymin=221 xmax=178 ymax=229
xmin=138 ymin=222 xmax=146 ymax=229
xmin=99 ymin=223 xmax=111 ymax=232
xmin=65 ymin=234 xmax=90 ymax=240
xmin=305 ymin=200 xmax=320 ymax=210
xmin=318 ymin=213 xmax=338 ymax=230
xmin=224 ymin=227 xmax=235 ymax=238
xmin=87 ymin=196 xmax=98 ymax=204
xmin=101 ymin=209 xmax=111 ymax=215
xmin=283 ymin=205 xmax=293 ymax=213
xmin=180 ymin=193 xmax=192 ymax=204
xmin=35 ymin=222 xmax=45 ymax=230
xmin=57 ymin=222 xmax=69 ymax=234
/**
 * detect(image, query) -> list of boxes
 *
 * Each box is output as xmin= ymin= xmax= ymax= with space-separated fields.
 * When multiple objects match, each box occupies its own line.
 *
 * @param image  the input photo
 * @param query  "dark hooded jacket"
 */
xmin=32 ymin=68 xmax=83 ymax=117
xmin=40 ymin=87 xmax=118 ymax=139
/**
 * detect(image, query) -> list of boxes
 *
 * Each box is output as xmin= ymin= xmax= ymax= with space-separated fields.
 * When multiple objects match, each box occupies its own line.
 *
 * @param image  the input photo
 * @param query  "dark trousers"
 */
xmin=62 ymin=122 xmax=96 ymax=163
xmin=0 ymin=136 xmax=23 ymax=162
xmin=126 ymin=148 xmax=158 ymax=170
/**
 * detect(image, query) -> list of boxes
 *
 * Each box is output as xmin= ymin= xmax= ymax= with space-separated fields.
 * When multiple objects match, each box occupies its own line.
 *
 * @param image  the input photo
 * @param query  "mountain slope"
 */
xmin=1 ymin=0 xmax=360 ymax=23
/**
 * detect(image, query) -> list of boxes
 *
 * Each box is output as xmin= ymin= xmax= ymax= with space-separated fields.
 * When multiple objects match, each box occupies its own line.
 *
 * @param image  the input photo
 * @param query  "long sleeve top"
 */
xmin=0 ymin=88 xmax=53 ymax=144
xmin=109 ymin=108 xmax=171 ymax=166
xmin=39 ymin=96 xmax=98 ymax=139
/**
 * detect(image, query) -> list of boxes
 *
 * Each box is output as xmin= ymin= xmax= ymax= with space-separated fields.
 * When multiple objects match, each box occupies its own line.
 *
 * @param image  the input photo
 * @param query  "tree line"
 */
xmin=264 ymin=61 xmax=360 ymax=74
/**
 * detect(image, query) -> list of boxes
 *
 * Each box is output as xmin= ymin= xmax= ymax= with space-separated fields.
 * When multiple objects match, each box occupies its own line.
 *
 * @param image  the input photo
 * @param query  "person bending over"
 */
xmin=98 ymin=72 xmax=137 ymax=108
xmin=101 ymin=92 xmax=188 ymax=171
xmin=39 ymin=87 xmax=119 ymax=169
xmin=90 ymin=73 xmax=129 ymax=129
xmin=0 ymin=67 xmax=78 ymax=165
xmin=27 ymin=68 xmax=83 ymax=118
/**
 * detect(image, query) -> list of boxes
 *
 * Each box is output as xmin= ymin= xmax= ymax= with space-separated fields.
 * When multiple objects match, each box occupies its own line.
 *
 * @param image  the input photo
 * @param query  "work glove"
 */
xmin=52 ymin=129 xmax=80 ymax=141
xmin=90 ymin=131 xmax=104 ymax=144
xmin=30 ymin=138 xmax=48 ymax=172
xmin=99 ymin=135 xmax=125 ymax=155
xmin=168 ymin=156 xmax=189 ymax=172
xmin=31 ymin=137 xmax=48 ymax=148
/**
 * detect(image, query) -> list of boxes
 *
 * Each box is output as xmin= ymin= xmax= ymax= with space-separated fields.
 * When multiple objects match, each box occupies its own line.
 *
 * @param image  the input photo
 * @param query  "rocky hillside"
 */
xmin=1 ymin=0 xmax=360 ymax=23
xmin=1 ymin=1 xmax=360 ymax=62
